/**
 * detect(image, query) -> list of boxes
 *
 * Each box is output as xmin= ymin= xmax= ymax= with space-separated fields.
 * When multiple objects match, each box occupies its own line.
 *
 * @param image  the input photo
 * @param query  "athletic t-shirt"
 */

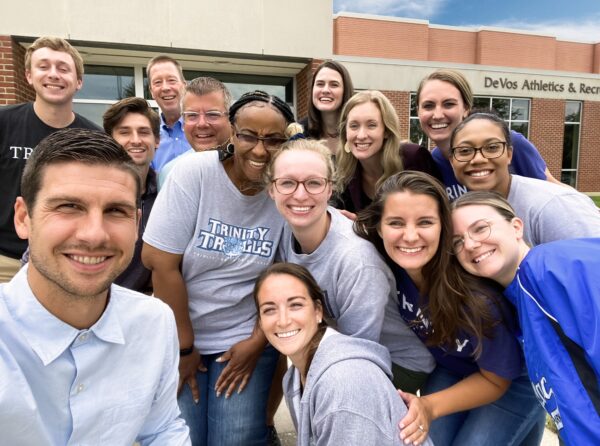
xmin=391 ymin=263 xmax=522 ymax=379
xmin=0 ymin=102 xmax=100 ymax=258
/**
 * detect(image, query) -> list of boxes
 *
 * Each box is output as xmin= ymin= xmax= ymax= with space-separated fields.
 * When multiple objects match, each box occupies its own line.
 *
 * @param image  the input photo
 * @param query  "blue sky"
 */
xmin=333 ymin=0 xmax=600 ymax=42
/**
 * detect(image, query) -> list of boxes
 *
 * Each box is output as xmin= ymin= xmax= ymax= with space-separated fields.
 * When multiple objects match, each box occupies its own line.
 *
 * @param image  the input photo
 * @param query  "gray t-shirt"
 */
xmin=279 ymin=207 xmax=433 ymax=372
xmin=508 ymin=174 xmax=600 ymax=246
xmin=143 ymin=151 xmax=284 ymax=354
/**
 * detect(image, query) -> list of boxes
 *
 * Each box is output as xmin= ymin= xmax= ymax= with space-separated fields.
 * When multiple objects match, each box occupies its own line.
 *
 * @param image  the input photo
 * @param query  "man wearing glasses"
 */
xmin=158 ymin=77 xmax=233 ymax=188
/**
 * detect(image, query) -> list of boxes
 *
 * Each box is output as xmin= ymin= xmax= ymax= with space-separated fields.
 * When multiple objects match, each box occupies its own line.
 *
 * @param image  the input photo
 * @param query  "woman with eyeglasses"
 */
xmin=337 ymin=90 xmax=441 ymax=217
xmin=449 ymin=111 xmax=600 ymax=246
xmin=452 ymin=191 xmax=600 ymax=445
xmin=354 ymin=170 xmax=545 ymax=446
xmin=416 ymin=69 xmax=561 ymax=200
xmin=142 ymin=91 xmax=298 ymax=446
xmin=265 ymin=138 xmax=435 ymax=391
xmin=303 ymin=61 xmax=355 ymax=155
xmin=253 ymin=262 xmax=434 ymax=446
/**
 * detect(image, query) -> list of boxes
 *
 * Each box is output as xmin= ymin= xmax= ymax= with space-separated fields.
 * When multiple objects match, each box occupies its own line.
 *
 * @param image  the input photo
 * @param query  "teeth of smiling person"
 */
xmin=162 ymin=95 xmax=176 ymax=100
xmin=70 ymin=255 xmax=107 ymax=265
xmin=473 ymin=250 xmax=494 ymax=263
xmin=248 ymin=161 xmax=265 ymax=168
xmin=430 ymin=123 xmax=448 ymax=129
xmin=469 ymin=170 xmax=492 ymax=177
xmin=290 ymin=206 xmax=311 ymax=212
xmin=399 ymin=247 xmax=423 ymax=253
xmin=276 ymin=329 xmax=299 ymax=338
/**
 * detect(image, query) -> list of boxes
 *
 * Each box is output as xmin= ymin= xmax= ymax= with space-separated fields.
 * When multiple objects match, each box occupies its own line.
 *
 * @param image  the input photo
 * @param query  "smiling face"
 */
xmin=182 ymin=90 xmax=231 ymax=151
xmin=26 ymin=47 xmax=82 ymax=106
xmin=257 ymin=273 xmax=323 ymax=369
xmin=417 ymin=79 xmax=469 ymax=151
xmin=452 ymin=204 xmax=523 ymax=287
xmin=379 ymin=191 xmax=441 ymax=286
xmin=312 ymin=67 xmax=344 ymax=114
xmin=269 ymin=149 xmax=332 ymax=232
xmin=229 ymin=104 xmax=287 ymax=194
xmin=15 ymin=162 xmax=139 ymax=303
xmin=450 ymin=118 xmax=513 ymax=197
xmin=345 ymin=101 xmax=386 ymax=162
xmin=148 ymin=61 xmax=185 ymax=118
xmin=111 ymin=112 xmax=159 ymax=168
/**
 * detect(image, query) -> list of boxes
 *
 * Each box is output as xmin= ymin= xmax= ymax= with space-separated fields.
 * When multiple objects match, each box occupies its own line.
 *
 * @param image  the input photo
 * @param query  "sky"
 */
xmin=333 ymin=0 xmax=600 ymax=42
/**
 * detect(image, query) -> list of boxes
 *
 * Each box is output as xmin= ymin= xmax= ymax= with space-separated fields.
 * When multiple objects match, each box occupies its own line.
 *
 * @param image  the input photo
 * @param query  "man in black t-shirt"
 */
xmin=0 ymin=36 xmax=99 ymax=282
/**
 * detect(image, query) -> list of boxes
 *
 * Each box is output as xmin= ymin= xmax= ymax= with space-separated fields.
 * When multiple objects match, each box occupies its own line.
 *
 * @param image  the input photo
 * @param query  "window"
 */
xmin=73 ymin=65 xmax=136 ymax=125
xmin=562 ymin=101 xmax=582 ymax=187
xmin=409 ymin=93 xmax=428 ymax=146
xmin=473 ymin=97 xmax=530 ymax=137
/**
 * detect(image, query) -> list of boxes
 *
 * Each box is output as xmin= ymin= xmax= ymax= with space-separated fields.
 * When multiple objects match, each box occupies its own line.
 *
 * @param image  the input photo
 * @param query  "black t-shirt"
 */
xmin=0 ymin=102 xmax=100 ymax=258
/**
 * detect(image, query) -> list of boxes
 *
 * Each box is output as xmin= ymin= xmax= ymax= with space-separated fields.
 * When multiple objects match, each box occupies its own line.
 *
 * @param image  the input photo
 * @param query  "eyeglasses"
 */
xmin=182 ymin=111 xmax=228 ymax=124
xmin=452 ymin=219 xmax=493 ymax=254
xmin=450 ymin=141 xmax=507 ymax=162
xmin=272 ymin=177 xmax=330 ymax=195
xmin=235 ymin=132 xmax=287 ymax=151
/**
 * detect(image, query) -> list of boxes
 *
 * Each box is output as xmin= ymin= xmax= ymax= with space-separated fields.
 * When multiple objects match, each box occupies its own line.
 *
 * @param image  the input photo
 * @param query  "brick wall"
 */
xmin=0 ymin=36 xmax=34 ymax=105
xmin=429 ymin=28 xmax=476 ymax=65
xmin=528 ymin=98 xmax=565 ymax=178
xmin=380 ymin=90 xmax=411 ymax=140
xmin=294 ymin=59 xmax=323 ymax=122
xmin=578 ymin=101 xmax=600 ymax=192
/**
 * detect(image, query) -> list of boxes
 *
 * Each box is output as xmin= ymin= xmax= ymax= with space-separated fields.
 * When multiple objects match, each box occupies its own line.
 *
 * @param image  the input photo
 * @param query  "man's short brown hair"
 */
xmin=103 ymin=97 xmax=160 ymax=140
xmin=25 ymin=36 xmax=84 ymax=80
xmin=146 ymin=55 xmax=185 ymax=84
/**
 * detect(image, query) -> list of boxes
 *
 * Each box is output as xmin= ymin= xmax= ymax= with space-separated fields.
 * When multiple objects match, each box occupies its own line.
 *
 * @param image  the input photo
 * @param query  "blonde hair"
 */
xmin=416 ymin=69 xmax=473 ymax=111
xmin=337 ymin=90 xmax=404 ymax=190
xmin=25 ymin=36 xmax=84 ymax=80
xmin=451 ymin=191 xmax=517 ymax=221
xmin=265 ymin=137 xmax=341 ymax=194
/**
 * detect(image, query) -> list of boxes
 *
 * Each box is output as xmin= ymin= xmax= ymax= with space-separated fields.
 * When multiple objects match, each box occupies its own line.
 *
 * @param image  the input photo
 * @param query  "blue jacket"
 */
xmin=505 ymin=238 xmax=600 ymax=444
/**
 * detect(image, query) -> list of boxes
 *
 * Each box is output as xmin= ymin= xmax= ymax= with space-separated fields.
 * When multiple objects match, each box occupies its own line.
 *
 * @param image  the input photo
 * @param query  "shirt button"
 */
xmin=77 ymin=383 xmax=85 ymax=393
xmin=79 ymin=333 xmax=88 ymax=342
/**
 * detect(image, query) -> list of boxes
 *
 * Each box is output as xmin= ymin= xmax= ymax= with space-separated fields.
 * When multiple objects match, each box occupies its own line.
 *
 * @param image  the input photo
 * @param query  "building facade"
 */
xmin=1 ymin=3 xmax=599 ymax=190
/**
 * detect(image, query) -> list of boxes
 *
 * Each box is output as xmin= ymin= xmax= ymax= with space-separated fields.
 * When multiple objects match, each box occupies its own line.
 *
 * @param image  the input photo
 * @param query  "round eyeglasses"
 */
xmin=452 ymin=219 xmax=493 ymax=254
xmin=451 ymin=141 xmax=507 ymax=162
xmin=235 ymin=132 xmax=287 ymax=151
xmin=272 ymin=177 xmax=330 ymax=195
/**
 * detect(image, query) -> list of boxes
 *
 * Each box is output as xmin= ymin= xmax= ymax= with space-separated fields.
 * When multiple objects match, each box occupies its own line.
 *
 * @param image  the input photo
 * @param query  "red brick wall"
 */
xmin=578 ymin=101 xmax=600 ymax=192
xmin=295 ymin=59 xmax=323 ymax=122
xmin=0 ymin=36 xmax=34 ymax=105
xmin=381 ymin=90 xmax=411 ymax=140
xmin=556 ymin=41 xmax=594 ymax=73
xmin=528 ymin=98 xmax=565 ymax=178
xmin=334 ymin=16 xmax=429 ymax=60
xmin=429 ymin=28 xmax=476 ymax=65
xmin=477 ymin=31 xmax=556 ymax=70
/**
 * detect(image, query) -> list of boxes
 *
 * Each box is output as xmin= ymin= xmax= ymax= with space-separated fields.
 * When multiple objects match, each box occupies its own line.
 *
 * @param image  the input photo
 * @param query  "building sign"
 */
xmin=483 ymin=76 xmax=600 ymax=97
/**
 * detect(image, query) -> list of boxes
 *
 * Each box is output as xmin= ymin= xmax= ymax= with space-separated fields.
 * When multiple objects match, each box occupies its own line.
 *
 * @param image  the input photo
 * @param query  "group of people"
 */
xmin=0 ymin=35 xmax=599 ymax=446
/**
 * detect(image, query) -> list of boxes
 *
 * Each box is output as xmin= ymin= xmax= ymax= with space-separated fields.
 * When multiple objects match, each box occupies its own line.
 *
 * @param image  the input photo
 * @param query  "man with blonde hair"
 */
xmin=0 ymin=35 xmax=99 ymax=283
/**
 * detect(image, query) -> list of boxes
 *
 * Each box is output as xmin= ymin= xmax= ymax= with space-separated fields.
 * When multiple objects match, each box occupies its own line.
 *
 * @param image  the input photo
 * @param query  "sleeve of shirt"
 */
xmin=509 ymin=131 xmax=546 ymax=180
xmin=136 ymin=306 xmax=191 ymax=445
xmin=142 ymin=157 xmax=202 ymax=254
xmin=334 ymin=263 xmax=388 ymax=342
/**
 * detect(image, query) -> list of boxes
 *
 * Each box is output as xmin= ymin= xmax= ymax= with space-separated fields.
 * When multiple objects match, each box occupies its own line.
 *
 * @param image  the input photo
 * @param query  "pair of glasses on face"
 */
xmin=235 ymin=132 xmax=287 ymax=151
xmin=272 ymin=178 xmax=330 ymax=195
xmin=452 ymin=219 xmax=493 ymax=254
xmin=450 ymin=141 xmax=507 ymax=162
xmin=182 ymin=111 xmax=228 ymax=124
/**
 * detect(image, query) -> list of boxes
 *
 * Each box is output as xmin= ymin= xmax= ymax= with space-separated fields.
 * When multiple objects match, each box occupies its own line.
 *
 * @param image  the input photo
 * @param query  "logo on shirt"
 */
xmin=196 ymin=218 xmax=273 ymax=258
xmin=446 ymin=184 xmax=468 ymax=201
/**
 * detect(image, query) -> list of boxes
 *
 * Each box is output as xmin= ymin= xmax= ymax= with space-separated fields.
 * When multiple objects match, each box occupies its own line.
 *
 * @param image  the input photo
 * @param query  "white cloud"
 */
xmin=333 ymin=0 xmax=447 ymax=19
xmin=470 ymin=16 xmax=600 ymax=43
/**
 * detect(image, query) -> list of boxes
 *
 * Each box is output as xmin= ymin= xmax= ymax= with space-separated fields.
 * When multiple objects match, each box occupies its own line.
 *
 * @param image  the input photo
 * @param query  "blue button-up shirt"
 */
xmin=0 ymin=265 xmax=190 ymax=445
xmin=150 ymin=114 xmax=192 ymax=173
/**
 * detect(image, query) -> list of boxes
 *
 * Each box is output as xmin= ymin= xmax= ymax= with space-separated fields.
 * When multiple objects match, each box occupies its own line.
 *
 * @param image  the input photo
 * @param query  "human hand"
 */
xmin=398 ymin=390 xmax=432 ymax=445
xmin=178 ymin=349 xmax=207 ymax=403
xmin=214 ymin=337 xmax=265 ymax=398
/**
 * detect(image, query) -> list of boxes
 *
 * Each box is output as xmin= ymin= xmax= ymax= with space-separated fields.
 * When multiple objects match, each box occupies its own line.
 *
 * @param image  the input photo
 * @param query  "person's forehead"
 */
xmin=31 ymin=47 xmax=76 ymax=66
xmin=113 ymin=112 xmax=153 ymax=130
xmin=149 ymin=61 xmax=181 ymax=79
xmin=182 ymin=90 xmax=226 ymax=110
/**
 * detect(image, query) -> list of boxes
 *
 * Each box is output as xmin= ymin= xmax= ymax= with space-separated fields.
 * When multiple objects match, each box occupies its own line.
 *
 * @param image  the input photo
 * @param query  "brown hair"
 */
xmin=354 ymin=171 xmax=501 ymax=357
xmin=25 ymin=36 xmax=84 ymax=80
xmin=337 ymin=90 xmax=404 ymax=191
xmin=103 ymin=97 xmax=160 ymax=139
xmin=416 ymin=69 xmax=473 ymax=111
xmin=253 ymin=263 xmax=328 ymax=378
xmin=182 ymin=76 xmax=232 ymax=111
xmin=306 ymin=61 xmax=355 ymax=138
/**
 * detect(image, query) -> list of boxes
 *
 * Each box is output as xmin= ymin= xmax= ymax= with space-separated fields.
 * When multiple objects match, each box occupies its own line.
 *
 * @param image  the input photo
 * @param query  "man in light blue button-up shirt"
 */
xmin=0 ymin=128 xmax=190 ymax=445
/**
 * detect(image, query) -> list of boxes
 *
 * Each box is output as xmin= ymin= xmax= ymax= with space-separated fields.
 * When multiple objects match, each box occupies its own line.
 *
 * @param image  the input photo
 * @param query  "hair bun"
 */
xmin=285 ymin=122 xmax=304 ymax=139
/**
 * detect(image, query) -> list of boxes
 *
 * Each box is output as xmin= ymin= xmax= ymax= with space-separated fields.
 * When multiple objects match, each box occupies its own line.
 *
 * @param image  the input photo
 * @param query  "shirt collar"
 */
xmin=160 ymin=112 xmax=184 ymax=131
xmin=3 ymin=265 xmax=125 ymax=366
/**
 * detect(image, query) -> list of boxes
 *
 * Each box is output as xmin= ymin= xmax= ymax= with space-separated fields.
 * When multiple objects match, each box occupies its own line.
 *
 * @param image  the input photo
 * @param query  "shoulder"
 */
xmin=72 ymin=113 xmax=102 ymax=130
xmin=328 ymin=210 xmax=387 ymax=263
xmin=110 ymin=285 xmax=174 ymax=326
xmin=0 ymin=102 xmax=32 ymax=122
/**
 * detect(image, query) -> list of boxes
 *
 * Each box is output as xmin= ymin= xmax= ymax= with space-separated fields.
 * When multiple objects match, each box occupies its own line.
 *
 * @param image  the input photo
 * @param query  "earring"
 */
xmin=344 ymin=142 xmax=351 ymax=153
xmin=318 ymin=319 xmax=322 ymax=324
xmin=225 ymin=143 xmax=234 ymax=155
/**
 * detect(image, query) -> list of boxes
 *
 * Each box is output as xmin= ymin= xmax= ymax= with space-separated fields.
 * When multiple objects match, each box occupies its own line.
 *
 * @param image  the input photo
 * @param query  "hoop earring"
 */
xmin=344 ymin=142 xmax=351 ymax=154
xmin=225 ymin=143 xmax=234 ymax=155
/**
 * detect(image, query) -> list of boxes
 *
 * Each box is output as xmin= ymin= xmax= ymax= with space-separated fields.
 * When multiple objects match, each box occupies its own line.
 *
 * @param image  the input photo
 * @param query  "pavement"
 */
xmin=273 ymin=400 xmax=559 ymax=445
